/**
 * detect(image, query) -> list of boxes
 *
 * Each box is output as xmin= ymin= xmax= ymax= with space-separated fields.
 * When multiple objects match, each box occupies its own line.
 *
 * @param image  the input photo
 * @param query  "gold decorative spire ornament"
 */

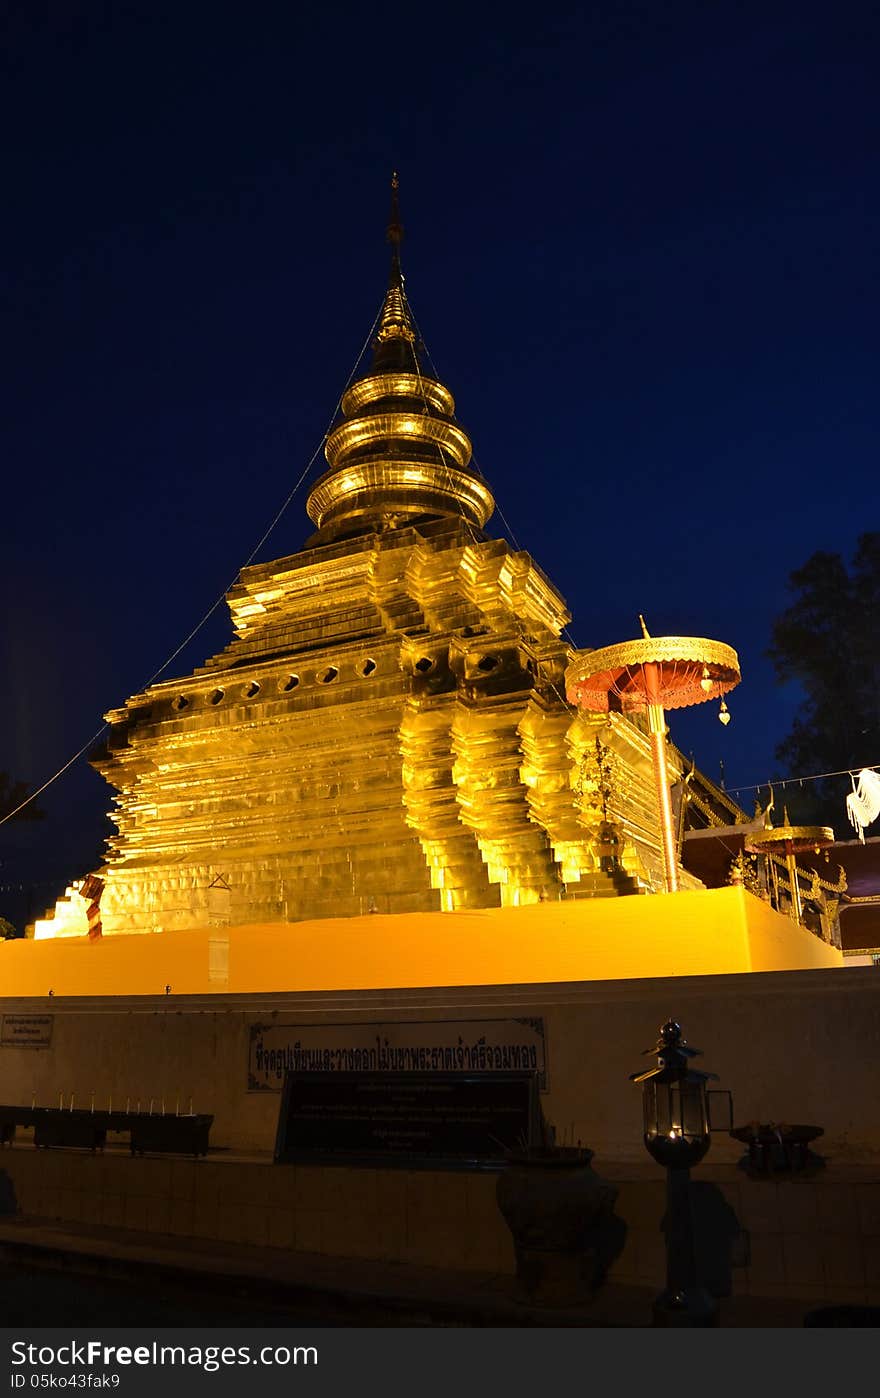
xmin=306 ymin=173 xmax=495 ymax=541
xmin=387 ymin=170 xmax=403 ymax=257
xmin=376 ymin=169 xmax=411 ymax=343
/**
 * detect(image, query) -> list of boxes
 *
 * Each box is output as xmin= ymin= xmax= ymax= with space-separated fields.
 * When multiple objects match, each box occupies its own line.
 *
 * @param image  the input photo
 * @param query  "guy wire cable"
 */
xmin=0 ymin=294 xmax=387 ymax=828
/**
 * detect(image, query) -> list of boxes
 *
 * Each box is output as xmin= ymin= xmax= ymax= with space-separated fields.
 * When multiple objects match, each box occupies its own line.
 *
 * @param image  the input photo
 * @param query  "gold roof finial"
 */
xmin=376 ymin=170 xmax=415 ymax=348
xmin=304 ymin=173 xmax=496 ymax=540
xmin=638 ymin=614 xmax=651 ymax=639
xmin=386 ymin=170 xmax=404 ymax=288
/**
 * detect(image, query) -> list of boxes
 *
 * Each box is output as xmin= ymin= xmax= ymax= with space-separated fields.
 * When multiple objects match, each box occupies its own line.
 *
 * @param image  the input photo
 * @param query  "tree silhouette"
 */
xmin=768 ymin=533 xmax=880 ymax=825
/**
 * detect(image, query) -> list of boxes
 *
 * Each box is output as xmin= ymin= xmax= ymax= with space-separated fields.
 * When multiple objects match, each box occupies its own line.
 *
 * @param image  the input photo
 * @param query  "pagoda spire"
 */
xmin=375 ymin=171 xmax=417 ymax=360
xmin=304 ymin=175 xmax=495 ymax=542
xmin=386 ymin=169 xmax=404 ymax=288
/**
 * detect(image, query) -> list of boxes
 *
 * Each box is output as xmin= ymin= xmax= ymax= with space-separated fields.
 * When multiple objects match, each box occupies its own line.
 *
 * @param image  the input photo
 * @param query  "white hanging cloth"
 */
xmin=846 ymin=769 xmax=880 ymax=843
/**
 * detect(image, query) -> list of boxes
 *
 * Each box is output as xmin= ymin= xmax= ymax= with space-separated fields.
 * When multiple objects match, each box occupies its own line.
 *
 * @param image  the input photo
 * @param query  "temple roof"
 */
xmin=305 ymin=174 xmax=495 ymax=542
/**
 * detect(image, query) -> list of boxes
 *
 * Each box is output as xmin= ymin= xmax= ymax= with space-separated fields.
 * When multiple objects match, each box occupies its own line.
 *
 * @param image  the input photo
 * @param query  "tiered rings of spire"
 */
xmin=306 ymin=173 xmax=495 ymax=539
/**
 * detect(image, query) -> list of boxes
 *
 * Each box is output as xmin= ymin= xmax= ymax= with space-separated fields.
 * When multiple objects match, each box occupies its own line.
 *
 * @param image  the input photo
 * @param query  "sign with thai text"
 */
xmin=249 ymin=1016 xmax=547 ymax=1092
xmin=273 ymin=1070 xmax=539 ymax=1167
xmin=1 ymin=1015 xmax=53 ymax=1049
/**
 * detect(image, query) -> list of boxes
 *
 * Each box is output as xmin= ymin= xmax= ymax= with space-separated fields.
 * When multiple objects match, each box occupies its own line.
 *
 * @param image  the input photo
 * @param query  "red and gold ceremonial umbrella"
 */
xmin=744 ymin=818 xmax=834 ymax=925
xmin=566 ymin=619 xmax=740 ymax=893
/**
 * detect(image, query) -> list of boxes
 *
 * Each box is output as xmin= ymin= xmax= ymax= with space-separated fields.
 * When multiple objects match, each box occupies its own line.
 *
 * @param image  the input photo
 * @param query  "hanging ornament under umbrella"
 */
xmin=566 ymin=618 xmax=740 ymax=893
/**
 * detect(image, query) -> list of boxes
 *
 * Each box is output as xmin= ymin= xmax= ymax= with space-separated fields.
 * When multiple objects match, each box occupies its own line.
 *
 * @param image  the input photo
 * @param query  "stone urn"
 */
xmin=495 ymin=1146 xmax=618 ymax=1306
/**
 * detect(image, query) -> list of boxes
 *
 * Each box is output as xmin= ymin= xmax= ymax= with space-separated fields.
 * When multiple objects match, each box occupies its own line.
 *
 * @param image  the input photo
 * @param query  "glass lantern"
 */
xmin=631 ymin=1021 xmax=721 ymax=1169
xmin=640 ymin=1074 xmax=711 ymax=1168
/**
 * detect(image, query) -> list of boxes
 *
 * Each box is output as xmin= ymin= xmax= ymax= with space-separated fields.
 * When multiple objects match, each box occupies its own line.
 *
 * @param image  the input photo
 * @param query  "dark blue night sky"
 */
xmin=1 ymin=2 xmax=877 ymax=919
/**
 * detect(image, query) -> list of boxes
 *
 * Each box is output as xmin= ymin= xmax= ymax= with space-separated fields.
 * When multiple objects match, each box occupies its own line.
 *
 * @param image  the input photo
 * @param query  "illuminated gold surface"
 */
xmin=87 ymin=503 xmax=700 ymax=935
xmin=744 ymin=826 xmax=835 ymax=853
xmin=32 ymin=884 xmax=90 ymax=940
xmin=0 ymin=889 xmax=842 ymax=997
xmin=325 ymin=413 xmax=473 ymax=470
xmin=300 ymin=263 xmax=495 ymax=539
xmin=646 ymin=702 xmax=679 ymax=894
xmin=341 ymin=374 xmax=454 ymax=417
xmin=376 ymin=285 xmax=414 ymax=341
xmin=35 ymin=224 xmax=721 ymax=939
xmin=306 ymin=460 xmax=495 ymax=531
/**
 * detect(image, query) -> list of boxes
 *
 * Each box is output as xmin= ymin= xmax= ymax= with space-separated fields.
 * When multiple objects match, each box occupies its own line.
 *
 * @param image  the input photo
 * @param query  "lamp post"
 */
xmin=631 ymin=1020 xmax=729 ymax=1326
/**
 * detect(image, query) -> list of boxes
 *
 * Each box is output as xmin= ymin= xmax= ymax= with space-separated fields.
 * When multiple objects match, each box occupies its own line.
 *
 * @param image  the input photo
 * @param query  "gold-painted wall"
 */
xmin=0 ymin=888 xmax=840 ymax=999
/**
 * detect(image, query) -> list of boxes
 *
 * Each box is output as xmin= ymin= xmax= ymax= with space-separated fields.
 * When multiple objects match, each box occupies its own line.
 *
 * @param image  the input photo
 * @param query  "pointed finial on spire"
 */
xmin=375 ymin=171 xmax=416 ymax=351
xmin=386 ymin=170 xmax=403 ymax=288
xmin=638 ymin=614 xmax=651 ymax=639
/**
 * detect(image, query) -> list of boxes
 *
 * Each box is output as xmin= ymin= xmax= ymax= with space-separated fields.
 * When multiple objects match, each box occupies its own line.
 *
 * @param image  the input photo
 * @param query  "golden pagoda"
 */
xmin=72 ymin=179 xmax=702 ymax=937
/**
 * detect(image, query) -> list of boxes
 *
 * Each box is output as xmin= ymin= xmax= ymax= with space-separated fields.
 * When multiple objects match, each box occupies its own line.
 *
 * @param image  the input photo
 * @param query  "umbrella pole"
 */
xmin=644 ymin=663 xmax=679 ymax=893
xmin=784 ymin=843 xmax=802 ymax=924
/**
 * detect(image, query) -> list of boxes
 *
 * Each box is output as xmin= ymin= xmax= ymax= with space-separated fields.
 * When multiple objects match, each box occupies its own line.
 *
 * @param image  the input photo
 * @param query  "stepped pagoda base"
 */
xmin=2 ymin=888 xmax=841 ymax=1000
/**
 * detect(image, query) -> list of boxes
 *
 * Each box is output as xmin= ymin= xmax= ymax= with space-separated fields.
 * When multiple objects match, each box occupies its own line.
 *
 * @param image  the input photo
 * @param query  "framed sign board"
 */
xmin=248 ymin=1016 xmax=548 ymax=1092
xmin=273 ymin=1070 xmax=540 ymax=1170
xmin=1 ymin=1016 xmax=53 ymax=1049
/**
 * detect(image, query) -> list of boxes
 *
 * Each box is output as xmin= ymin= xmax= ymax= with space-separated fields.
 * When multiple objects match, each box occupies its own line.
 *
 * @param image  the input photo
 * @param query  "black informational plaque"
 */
xmin=273 ymin=1070 xmax=539 ymax=1169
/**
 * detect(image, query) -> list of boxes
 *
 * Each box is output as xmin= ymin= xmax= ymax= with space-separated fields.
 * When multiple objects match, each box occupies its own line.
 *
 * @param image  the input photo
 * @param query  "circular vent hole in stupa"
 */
xmin=318 ymin=666 xmax=339 ymax=684
xmin=244 ymin=681 xmax=261 ymax=698
xmin=172 ymin=696 xmax=189 ymax=711
xmin=415 ymin=657 xmax=434 ymax=673
xmin=476 ymin=655 xmax=500 ymax=672
xmin=360 ymin=658 xmax=377 ymax=677
xmin=209 ymin=689 xmax=224 ymax=705
xmin=281 ymin=674 xmax=300 ymax=692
